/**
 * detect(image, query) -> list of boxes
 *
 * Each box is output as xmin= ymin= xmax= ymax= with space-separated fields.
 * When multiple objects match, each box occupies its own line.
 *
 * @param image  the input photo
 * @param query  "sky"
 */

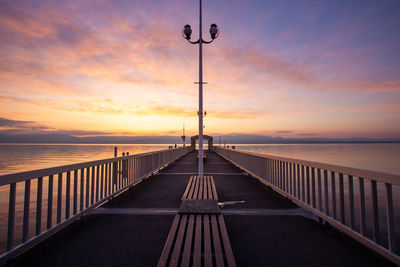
xmin=0 ymin=0 xmax=399 ymax=141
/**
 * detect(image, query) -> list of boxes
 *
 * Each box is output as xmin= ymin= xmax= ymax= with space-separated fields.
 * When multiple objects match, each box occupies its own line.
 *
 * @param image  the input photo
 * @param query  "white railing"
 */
xmin=214 ymin=147 xmax=400 ymax=265
xmin=0 ymin=146 xmax=191 ymax=264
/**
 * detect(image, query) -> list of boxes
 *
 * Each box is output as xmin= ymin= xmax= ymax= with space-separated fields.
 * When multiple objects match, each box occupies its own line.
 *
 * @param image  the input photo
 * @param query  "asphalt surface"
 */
xmin=8 ymin=151 xmax=394 ymax=266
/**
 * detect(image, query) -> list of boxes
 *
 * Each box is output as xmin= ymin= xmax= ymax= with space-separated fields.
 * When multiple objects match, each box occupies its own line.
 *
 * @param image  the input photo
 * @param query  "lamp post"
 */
xmin=182 ymin=0 xmax=219 ymax=177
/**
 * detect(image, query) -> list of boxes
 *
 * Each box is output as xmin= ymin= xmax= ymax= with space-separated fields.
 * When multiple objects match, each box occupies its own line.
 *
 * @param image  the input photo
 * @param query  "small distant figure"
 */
xmin=175 ymin=144 xmax=177 ymax=148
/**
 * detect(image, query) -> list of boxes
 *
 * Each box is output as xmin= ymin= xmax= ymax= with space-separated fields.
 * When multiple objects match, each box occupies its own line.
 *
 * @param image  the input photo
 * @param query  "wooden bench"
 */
xmin=157 ymin=176 xmax=236 ymax=267
xmin=181 ymin=176 xmax=218 ymax=201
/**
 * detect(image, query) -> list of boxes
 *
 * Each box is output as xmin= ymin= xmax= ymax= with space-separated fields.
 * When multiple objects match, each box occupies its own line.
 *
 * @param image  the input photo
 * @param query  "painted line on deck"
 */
xmin=89 ymin=207 xmax=179 ymax=215
xmin=222 ymin=208 xmax=317 ymax=220
xmin=157 ymin=172 xmax=247 ymax=176
xmin=90 ymin=207 xmax=316 ymax=220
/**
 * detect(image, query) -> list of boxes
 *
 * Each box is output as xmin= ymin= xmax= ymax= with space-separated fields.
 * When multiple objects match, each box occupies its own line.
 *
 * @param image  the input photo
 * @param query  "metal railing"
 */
xmin=0 ymin=146 xmax=191 ymax=264
xmin=214 ymin=147 xmax=400 ymax=265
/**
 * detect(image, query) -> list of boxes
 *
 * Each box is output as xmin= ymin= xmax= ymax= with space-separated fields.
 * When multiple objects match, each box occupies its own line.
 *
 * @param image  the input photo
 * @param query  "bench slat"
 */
xmin=193 ymin=215 xmax=202 ymax=267
xmin=203 ymin=215 xmax=213 ymax=266
xmin=182 ymin=176 xmax=194 ymax=200
xmin=193 ymin=176 xmax=200 ymax=200
xmin=218 ymin=215 xmax=236 ymax=267
xmin=157 ymin=215 xmax=181 ymax=267
xmin=181 ymin=214 xmax=195 ymax=267
xmin=203 ymin=176 xmax=208 ymax=199
xmin=188 ymin=176 xmax=197 ymax=199
xmin=170 ymin=215 xmax=188 ymax=267
xmin=198 ymin=179 xmax=204 ymax=199
xmin=207 ymin=176 xmax=213 ymax=200
xmin=211 ymin=215 xmax=225 ymax=267
xmin=160 ymin=175 xmax=236 ymax=266
xmin=210 ymin=176 xmax=218 ymax=200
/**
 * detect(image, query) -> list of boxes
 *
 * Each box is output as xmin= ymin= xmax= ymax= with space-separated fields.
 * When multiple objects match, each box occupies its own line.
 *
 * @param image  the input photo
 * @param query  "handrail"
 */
xmin=214 ymin=147 xmax=400 ymax=265
xmin=0 ymin=146 xmax=192 ymax=264
xmin=216 ymin=148 xmax=400 ymax=185
xmin=0 ymin=148 xmax=178 ymax=185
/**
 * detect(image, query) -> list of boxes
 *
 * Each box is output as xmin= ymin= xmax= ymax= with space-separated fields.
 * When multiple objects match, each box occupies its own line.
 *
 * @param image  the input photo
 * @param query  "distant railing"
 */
xmin=0 ymin=146 xmax=191 ymax=264
xmin=214 ymin=147 xmax=400 ymax=265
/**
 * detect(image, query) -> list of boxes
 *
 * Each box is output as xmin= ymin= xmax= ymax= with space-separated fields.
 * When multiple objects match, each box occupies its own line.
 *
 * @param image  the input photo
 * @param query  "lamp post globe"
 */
xmin=210 ymin=23 xmax=218 ymax=39
xmin=183 ymin=25 xmax=192 ymax=40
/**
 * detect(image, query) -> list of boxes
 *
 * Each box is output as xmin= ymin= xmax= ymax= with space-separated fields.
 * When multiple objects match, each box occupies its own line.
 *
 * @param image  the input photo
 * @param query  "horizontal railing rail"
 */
xmin=0 ymin=146 xmax=191 ymax=264
xmin=214 ymin=147 xmax=400 ymax=265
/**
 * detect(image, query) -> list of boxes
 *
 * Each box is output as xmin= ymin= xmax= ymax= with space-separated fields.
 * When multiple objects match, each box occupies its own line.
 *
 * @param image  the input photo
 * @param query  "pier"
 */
xmin=0 ymin=147 xmax=399 ymax=266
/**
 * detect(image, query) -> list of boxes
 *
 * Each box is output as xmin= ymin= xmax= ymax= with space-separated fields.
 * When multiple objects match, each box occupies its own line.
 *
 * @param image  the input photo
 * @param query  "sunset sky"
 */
xmin=0 ymin=0 xmax=399 ymax=140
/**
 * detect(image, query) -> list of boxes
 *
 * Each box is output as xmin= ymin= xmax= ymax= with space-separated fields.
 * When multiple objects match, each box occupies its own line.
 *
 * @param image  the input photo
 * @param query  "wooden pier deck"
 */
xmin=7 ymin=151 xmax=394 ymax=266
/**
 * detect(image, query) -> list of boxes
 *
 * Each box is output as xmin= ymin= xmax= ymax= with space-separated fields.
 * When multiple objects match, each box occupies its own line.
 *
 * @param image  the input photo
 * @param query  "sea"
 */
xmin=0 ymin=143 xmax=399 ymax=176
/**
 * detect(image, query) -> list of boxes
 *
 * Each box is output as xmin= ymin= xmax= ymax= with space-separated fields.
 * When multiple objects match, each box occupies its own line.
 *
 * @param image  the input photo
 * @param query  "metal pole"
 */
xmin=198 ymin=0 xmax=204 ymax=177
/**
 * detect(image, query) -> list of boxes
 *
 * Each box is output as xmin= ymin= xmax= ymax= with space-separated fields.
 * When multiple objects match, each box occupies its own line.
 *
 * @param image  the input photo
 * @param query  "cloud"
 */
xmin=0 ymin=118 xmax=33 ymax=127
xmin=275 ymin=130 xmax=292 ymax=134
xmin=297 ymin=133 xmax=318 ymax=136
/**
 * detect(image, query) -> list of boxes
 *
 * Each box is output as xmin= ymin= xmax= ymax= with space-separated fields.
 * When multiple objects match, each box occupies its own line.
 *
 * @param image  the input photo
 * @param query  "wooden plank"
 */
xmin=199 ymin=175 xmax=204 ymax=200
xmin=188 ymin=176 xmax=197 ymax=200
xmin=157 ymin=215 xmax=181 ymax=267
xmin=210 ymin=176 xmax=218 ymax=200
xmin=193 ymin=175 xmax=200 ymax=200
xmin=218 ymin=215 xmax=236 ymax=267
xmin=207 ymin=176 xmax=213 ymax=200
xmin=203 ymin=215 xmax=213 ymax=267
xmin=203 ymin=175 xmax=208 ymax=200
xmin=211 ymin=215 xmax=224 ymax=267
xmin=193 ymin=215 xmax=202 ymax=267
xmin=182 ymin=176 xmax=194 ymax=200
xmin=181 ymin=215 xmax=194 ymax=267
xmin=170 ymin=215 xmax=188 ymax=267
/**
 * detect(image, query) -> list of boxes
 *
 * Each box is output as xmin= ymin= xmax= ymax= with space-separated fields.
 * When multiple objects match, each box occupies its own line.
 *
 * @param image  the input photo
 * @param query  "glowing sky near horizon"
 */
xmin=0 ymin=0 xmax=399 ymax=139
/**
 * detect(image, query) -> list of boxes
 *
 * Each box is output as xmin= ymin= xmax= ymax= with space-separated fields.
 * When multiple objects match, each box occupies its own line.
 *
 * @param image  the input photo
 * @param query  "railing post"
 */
xmin=47 ymin=175 xmax=54 ymax=229
xmin=359 ymin=177 xmax=366 ymax=236
xmin=348 ymin=175 xmax=355 ymax=229
xmin=339 ymin=173 xmax=345 ymax=224
xmin=66 ymin=171 xmax=71 ymax=219
xmin=23 ymin=179 xmax=31 ymax=242
xmin=324 ymin=170 xmax=329 ymax=215
xmin=36 ymin=177 xmax=43 ymax=235
xmin=7 ymin=183 xmax=16 ymax=250
xmin=57 ymin=173 xmax=63 ymax=224
xmin=385 ymin=183 xmax=395 ymax=252
xmin=331 ymin=171 xmax=337 ymax=220
xmin=371 ymin=180 xmax=380 ymax=243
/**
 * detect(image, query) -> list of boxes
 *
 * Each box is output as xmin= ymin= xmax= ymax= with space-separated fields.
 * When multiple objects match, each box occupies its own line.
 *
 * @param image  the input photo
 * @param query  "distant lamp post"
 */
xmin=182 ymin=0 xmax=219 ymax=177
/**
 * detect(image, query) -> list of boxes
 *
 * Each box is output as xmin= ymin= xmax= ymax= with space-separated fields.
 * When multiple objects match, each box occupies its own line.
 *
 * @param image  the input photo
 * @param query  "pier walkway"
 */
xmin=7 ymin=151 xmax=394 ymax=266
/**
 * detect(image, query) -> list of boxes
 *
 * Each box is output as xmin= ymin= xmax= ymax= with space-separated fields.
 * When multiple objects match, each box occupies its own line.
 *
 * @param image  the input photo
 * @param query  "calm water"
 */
xmin=0 ymin=144 xmax=170 ymax=176
xmin=233 ymin=143 xmax=400 ymax=175
xmin=0 ymin=143 xmax=399 ymax=176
